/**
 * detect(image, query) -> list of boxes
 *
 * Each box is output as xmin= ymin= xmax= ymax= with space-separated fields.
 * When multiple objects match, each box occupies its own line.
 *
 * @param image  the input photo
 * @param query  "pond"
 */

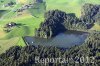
xmin=24 ymin=30 xmax=88 ymax=48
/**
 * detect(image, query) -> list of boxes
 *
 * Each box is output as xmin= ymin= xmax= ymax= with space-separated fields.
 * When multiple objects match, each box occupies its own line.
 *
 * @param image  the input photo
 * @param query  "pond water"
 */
xmin=24 ymin=30 xmax=88 ymax=48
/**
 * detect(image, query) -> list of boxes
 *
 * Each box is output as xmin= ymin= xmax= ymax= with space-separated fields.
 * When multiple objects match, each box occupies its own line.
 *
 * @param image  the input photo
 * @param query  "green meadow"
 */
xmin=45 ymin=0 xmax=100 ymax=17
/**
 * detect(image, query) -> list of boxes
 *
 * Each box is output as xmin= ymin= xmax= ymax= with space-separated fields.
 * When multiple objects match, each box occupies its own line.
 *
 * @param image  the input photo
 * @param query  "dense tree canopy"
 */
xmin=0 ymin=31 xmax=100 ymax=66
xmin=81 ymin=3 xmax=100 ymax=23
xmin=35 ymin=4 xmax=100 ymax=39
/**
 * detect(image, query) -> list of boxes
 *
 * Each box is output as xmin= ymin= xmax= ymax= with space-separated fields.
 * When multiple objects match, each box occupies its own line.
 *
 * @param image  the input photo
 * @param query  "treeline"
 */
xmin=35 ymin=3 xmax=100 ymax=38
xmin=35 ymin=10 xmax=86 ymax=38
xmin=81 ymin=3 xmax=100 ymax=23
xmin=0 ymin=31 xmax=99 ymax=66
xmin=35 ymin=10 xmax=69 ymax=38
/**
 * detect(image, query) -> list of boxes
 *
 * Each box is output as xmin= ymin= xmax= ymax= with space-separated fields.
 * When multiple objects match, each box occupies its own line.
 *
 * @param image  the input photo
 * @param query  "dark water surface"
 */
xmin=24 ymin=30 xmax=88 ymax=48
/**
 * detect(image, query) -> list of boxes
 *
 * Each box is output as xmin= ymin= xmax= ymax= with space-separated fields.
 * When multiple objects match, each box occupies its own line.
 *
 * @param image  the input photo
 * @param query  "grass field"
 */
xmin=0 ymin=1 xmax=44 ymax=53
xmin=91 ymin=23 xmax=100 ymax=31
xmin=0 ymin=9 xmax=44 ymax=54
xmin=45 ymin=0 xmax=100 ymax=17
xmin=0 ymin=37 xmax=19 ymax=54
xmin=17 ymin=0 xmax=27 ymax=4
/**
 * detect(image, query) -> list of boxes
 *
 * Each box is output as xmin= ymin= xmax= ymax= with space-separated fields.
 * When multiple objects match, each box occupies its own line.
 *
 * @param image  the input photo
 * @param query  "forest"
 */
xmin=35 ymin=3 xmax=100 ymax=38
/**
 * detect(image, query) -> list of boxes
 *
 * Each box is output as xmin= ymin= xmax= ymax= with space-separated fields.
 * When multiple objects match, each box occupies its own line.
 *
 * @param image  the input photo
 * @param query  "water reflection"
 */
xmin=24 ymin=31 xmax=88 ymax=48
